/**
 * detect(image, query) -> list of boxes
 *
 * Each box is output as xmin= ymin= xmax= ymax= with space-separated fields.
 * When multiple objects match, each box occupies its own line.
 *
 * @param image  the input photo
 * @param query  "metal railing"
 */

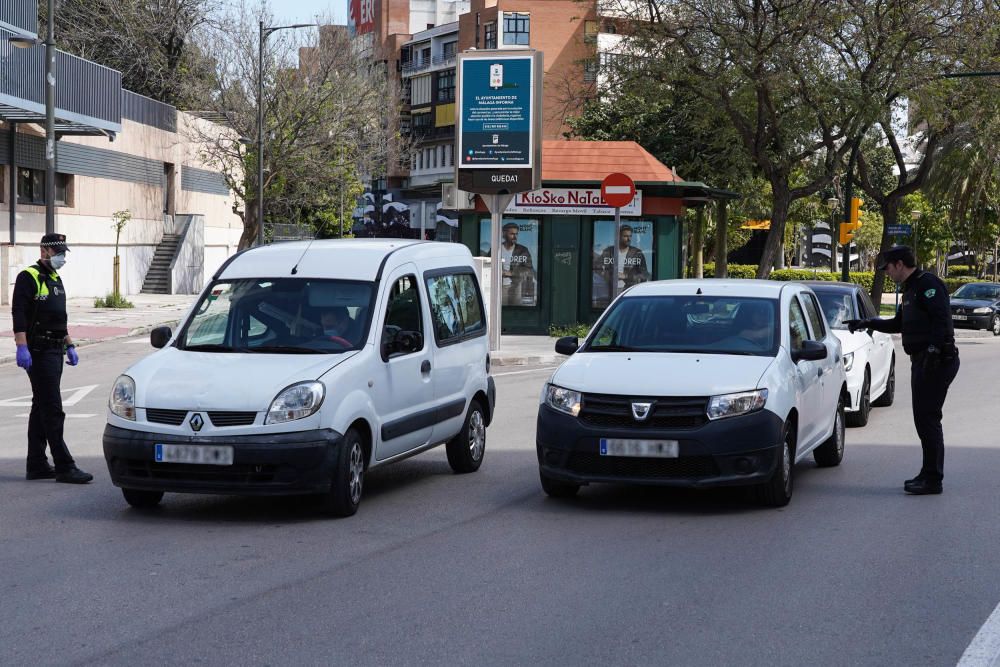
xmin=123 ymin=90 xmax=176 ymax=132
xmin=0 ymin=0 xmax=37 ymax=36
xmin=401 ymin=53 xmax=457 ymax=75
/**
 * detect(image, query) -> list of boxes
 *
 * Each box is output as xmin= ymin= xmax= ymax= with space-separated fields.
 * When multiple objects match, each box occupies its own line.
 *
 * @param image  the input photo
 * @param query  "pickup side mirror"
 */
xmin=555 ymin=336 xmax=579 ymax=355
xmin=150 ymin=326 xmax=172 ymax=349
xmin=791 ymin=339 xmax=828 ymax=363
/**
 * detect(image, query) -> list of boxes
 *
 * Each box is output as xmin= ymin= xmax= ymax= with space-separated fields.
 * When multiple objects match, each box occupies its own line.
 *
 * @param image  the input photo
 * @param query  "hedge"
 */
xmin=700 ymin=264 xmax=977 ymax=293
xmin=947 ymin=265 xmax=975 ymax=277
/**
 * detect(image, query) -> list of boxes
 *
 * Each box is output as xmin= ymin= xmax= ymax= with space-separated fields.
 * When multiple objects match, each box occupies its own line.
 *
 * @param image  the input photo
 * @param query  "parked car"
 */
xmin=802 ymin=281 xmax=896 ymax=427
xmin=949 ymin=282 xmax=1000 ymax=335
xmin=536 ymin=280 xmax=847 ymax=507
xmin=103 ymin=240 xmax=495 ymax=517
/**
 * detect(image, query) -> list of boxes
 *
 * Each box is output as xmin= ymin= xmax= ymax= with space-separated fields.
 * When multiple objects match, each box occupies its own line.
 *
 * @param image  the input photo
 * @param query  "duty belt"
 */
xmin=30 ymin=334 xmax=66 ymax=350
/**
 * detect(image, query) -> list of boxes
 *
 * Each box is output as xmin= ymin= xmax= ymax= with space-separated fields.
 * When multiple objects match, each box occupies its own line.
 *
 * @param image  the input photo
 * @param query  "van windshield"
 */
xmin=584 ymin=295 xmax=780 ymax=356
xmin=178 ymin=278 xmax=375 ymax=354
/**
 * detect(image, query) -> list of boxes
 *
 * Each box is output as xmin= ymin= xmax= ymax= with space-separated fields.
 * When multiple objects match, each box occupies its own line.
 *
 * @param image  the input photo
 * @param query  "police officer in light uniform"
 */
xmin=12 ymin=234 xmax=93 ymax=483
xmin=846 ymin=245 xmax=958 ymax=495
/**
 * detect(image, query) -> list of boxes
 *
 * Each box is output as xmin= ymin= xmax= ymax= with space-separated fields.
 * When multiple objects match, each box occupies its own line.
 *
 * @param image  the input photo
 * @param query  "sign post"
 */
xmin=886 ymin=223 xmax=913 ymax=312
xmin=601 ymin=173 xmax=637 ymax=300
xmin=456 ymin=49 xmax=543 ymax=351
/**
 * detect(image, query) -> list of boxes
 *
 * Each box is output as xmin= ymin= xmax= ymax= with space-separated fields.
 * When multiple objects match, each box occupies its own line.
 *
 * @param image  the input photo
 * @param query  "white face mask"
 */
xmin=48 ymin=253 xmax=67 ymax=270
xmin=324 ymin=328 xmax=341 ymax=337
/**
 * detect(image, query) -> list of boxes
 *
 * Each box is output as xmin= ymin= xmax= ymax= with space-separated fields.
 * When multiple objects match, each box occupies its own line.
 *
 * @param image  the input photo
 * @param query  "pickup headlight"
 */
xmin=544 ymin=384 xmax=582 ymax=417
xmin=110 ymin=375 xmax=136 ymax=420
xmin=707 ymin=389 xmax=768 ymax=421
xmin=973 ymin=307 xmax=992 ymax=314
xmin=842 ymin=352 xmax=855 ymax=372
xmin=265 ymin=381 xmax=325 ymax=424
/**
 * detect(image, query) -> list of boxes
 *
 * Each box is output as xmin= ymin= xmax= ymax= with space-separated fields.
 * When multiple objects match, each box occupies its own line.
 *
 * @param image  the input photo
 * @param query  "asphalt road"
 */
xmin=2 ymin=334 xmax=999 ymax=666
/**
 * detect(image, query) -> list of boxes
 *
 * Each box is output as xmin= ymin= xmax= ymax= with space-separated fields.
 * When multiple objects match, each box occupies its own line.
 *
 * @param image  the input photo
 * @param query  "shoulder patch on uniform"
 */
xmin=924 ymin=288 xmax=936 ymax=298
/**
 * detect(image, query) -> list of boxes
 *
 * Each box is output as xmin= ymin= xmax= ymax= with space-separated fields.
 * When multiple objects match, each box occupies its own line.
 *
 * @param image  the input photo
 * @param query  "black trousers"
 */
xmin=910 ymin=352 xmax=960 ymax=482
xmin=26 ymin=347 xmax=76 ymax=472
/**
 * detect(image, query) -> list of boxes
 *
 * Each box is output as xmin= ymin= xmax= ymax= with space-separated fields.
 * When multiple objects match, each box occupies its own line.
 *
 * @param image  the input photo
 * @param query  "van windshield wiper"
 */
xmin=587 ymin=344 xmax=638 ymax=352
xmin=245 ymin=345 xmax=321 ymax=354
xmin=182 ymin=343 xmax=240 ymax=352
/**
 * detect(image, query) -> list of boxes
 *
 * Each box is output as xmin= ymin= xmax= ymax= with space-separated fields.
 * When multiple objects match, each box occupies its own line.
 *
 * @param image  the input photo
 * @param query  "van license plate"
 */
xmin=953 ymin=314 xmax=967 ymax=321
xmin=155 ymin=444 xmax=233 ymax=466
xmin=600 ymin=439 xmax=679 ymax=458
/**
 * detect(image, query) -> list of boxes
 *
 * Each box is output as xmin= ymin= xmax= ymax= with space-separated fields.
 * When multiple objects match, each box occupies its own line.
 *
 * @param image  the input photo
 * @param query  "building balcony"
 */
xmin=401 ymin=53 xmax=457 ymax=76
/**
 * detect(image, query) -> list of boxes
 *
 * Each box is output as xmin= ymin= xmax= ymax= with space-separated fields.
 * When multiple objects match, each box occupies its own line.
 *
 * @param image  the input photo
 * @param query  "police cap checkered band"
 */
xmin=40 ymin=233 xmax=69 ymax=252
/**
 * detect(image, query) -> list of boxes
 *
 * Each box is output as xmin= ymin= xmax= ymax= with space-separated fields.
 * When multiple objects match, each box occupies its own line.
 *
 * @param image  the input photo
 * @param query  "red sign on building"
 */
xmin=601 ymin=172 xmax=637 ymax=209
xmin=349 ymin=0 xmax=375 ymax=36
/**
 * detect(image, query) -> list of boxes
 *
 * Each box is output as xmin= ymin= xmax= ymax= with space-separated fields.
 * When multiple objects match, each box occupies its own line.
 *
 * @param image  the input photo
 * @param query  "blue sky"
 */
xmin=272 ymin=0 xmax=345 ymax=26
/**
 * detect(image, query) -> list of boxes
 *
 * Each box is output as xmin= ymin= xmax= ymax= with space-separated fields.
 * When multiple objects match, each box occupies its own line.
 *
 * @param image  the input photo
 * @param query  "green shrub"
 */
xmin=703 ymin=263 xmax=895 ymax=292
xmin=702 ymin=263 xmax=757 ymax=279
xmin=94 ymin=292 xmax=134 ymax=309
xmin=947 ymin=265 xmax=976 ymax=277
xmin=549 ymin=323 xmax=591 ymax=338
xmin=944 ymin=276 xmax=979 ymax=293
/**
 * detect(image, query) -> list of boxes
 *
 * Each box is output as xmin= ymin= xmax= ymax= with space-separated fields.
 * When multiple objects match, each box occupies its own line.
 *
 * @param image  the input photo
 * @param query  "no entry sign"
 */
xmin=601 ymin=173 xmax=636 ymax=209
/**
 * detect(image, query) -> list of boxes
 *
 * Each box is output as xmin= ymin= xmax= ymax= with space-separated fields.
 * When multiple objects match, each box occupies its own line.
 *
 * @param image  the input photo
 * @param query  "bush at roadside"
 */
xmin=702 ymin=263 xmax=976 ymax=294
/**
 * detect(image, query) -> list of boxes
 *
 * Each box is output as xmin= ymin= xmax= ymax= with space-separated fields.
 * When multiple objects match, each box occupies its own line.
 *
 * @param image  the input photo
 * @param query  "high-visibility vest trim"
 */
xmin=24 ymin=266 xmax=60 ymax=298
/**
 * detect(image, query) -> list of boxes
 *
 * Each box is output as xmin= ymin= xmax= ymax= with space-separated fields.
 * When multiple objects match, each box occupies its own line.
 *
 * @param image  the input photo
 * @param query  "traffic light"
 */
xmin=839 ymin=197 xmax=863 ymax=245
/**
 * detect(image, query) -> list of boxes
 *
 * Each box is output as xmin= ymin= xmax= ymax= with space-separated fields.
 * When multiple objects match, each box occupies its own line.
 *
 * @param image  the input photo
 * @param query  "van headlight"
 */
xmin=265 ymin=381 xmax=325 ymax=424
xmin=544 ymin=383 xmax=582 ymax=417
xmin=110 ymin=375 xmax=136 ymax=420
xmin=842 ymin=352 xmax=855 ymax=372
xmin=707 ymin=389 xmax=768 ymax=421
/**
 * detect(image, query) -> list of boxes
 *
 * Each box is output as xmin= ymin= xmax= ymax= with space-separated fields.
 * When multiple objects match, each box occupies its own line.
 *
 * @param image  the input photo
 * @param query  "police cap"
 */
xmin=40 ymin=233 xmax=69 ymax=253
xmin=876 ymin=245 xmax=914 ymax=270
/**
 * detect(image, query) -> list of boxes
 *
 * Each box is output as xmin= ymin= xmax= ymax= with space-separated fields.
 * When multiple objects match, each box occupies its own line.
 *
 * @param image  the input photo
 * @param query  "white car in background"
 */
xmin=804 ymin=282 xmax=896 ymax=427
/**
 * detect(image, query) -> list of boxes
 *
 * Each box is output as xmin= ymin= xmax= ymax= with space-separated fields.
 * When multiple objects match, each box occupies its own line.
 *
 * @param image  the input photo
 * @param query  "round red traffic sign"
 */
xmin=601 ymin=172 xmax=636 ymax=208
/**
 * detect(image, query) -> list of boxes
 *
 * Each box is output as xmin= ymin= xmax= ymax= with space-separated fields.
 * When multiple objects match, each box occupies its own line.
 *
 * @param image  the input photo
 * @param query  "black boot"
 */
xmin=26 ymin=464 xmax=56 ymax=480
xmin=904 ymin=478 xmax=942 ymax=495
xmin=55 ymin=467 xmax=93 ymax=484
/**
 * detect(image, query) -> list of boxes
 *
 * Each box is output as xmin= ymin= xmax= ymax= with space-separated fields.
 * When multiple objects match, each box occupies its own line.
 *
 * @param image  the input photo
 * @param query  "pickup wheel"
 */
xmin=321 ymin=427 xmax=365 ymax=517
xmin=846 ymin=369 xmax=871 ymax=427
xmin=813 ymin=397 xmax=846 ymax=467
xmin=540 ymin=471 xmax=580 ymax=498
xmin=122 ymin=488 xmax=163 ymax=508
xmin=872 ymin=357 xmax=895 ymax=407
xmin=446 ymin=399 xmax=486 ymax=474
xmin=754 ymin=423 xmax=794 ymax=507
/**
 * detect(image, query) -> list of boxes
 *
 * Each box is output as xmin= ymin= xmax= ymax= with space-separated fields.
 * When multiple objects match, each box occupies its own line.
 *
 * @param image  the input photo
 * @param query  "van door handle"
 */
xmin=817 ymin=368 xmax=823 ymax=378
xmin=421 ymin=360 xmax=431 ymax=374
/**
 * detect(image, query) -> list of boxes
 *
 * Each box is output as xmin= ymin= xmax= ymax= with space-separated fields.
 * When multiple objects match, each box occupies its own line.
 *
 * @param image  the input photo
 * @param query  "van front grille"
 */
xmin=208 ymin=411 xmax=257 ymax=427
xmin=145 ymin=408 xmax=188 ymax=426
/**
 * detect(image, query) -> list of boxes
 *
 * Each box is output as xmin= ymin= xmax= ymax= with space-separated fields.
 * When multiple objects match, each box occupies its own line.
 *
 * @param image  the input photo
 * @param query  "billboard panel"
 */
xmin=349 ymin=0 xmax=375 ymax=36
xmin=457 ymin=55 xmax=535 ymax=169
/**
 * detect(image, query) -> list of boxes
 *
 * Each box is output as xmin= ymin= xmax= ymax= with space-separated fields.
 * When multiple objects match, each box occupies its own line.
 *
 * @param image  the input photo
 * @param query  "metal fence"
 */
xmin=0 ymin=1 xmax=37 ymax=36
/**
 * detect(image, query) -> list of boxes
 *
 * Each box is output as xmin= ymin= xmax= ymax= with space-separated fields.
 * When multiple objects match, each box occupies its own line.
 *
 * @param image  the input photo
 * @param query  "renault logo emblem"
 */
xmin=631 ymin=402 xmax=653 ymax=421
xmin=189 ymin=413 xmax=204 ymax=432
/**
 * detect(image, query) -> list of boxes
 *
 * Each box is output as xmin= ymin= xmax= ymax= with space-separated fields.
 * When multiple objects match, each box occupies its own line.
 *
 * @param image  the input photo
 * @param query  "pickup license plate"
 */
xmin=600 ymin=438 xmax=679 ymax=458
xmin=953 ymin=314 xmax=968 ymax=321
xmin=155 ymin=443 xmax=233 ymax=466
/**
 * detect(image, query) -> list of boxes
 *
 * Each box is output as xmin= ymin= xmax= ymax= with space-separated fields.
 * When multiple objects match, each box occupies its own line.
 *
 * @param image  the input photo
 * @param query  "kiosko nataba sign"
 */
xmin=458 ymin=56 xmax=534 ymax=169
xmin=506 ymin=188 xmax=643 ymax=216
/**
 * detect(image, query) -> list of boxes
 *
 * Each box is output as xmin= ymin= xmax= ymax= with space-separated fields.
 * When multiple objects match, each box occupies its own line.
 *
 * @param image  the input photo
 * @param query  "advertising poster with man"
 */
xmin=592 ymin=220 xmax=653 ymax=308
xmin=479 ymin=219 xmax=538 ymax=307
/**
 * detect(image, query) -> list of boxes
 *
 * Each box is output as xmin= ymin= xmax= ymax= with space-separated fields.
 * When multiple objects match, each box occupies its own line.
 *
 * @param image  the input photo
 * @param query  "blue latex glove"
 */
xmin=66 ymin=345 xmax=79 ymax=366
xmin=16 ymin=344 xmax=32 ymax=371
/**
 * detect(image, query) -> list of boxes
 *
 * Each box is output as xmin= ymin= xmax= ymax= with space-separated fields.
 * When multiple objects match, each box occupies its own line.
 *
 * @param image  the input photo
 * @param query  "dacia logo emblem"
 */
xmin=631 ymin=401 xmax=653 ymax=421
xmin=189 ymin=413 xmax=204 ymax=432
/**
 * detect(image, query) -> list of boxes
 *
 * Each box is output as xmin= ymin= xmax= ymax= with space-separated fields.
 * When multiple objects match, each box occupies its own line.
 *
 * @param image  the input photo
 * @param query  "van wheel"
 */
xmin=446 ymin=400 xmax=486 ymax=474
xmin=322 ymin=428 xmax=365 ymax=517
xmin=814 ymin=398 xmax=846 ymax=467
xmin=846 ymin=369 xmax=871 ymax=427
xmin=540 ymin=471 xmax=579 ymax=498
xmin=122 ymin=488 xmax=163 ymax=508
xmin=754 ymin=424 xmax=794 ymax=507
xmin=872 ymin=357 xmax=895 ymax=407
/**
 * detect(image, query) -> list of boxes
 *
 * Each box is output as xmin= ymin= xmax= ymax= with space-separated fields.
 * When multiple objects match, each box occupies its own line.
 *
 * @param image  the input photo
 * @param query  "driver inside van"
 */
xmin=319 ymin=306 xmax=353 ymax=343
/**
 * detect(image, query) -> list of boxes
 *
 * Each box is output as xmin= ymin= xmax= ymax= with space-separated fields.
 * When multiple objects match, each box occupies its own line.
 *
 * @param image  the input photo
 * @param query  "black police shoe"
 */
xmin=26 ymin=464 xmax=57 ymax=480
xmin=55 ymin=467 xmax=93 ymax=484
xmin=904 ymin=478 xmax=942 ymax=495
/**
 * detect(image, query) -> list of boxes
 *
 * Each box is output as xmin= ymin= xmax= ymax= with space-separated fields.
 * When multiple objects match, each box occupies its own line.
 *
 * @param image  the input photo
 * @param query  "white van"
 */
xmin=103 ymin=240 xmax=495 ymax=516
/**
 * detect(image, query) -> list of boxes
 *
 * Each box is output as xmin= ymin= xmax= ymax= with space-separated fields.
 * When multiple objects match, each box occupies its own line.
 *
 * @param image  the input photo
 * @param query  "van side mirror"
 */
xmin=150 ymin=326 xmax=172 ymax=349
xmin=555 ymin=336 xmax=579 ymax=355
xmin=791 ymin=339 xmax=827 ymax=363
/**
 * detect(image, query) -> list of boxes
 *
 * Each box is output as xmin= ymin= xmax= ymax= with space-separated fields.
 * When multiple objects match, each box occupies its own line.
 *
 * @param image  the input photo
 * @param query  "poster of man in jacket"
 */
xmin=480 ymin=219 xmax=538 ymax=306
xmin=593 ymin=222 xmax=652 ymax=308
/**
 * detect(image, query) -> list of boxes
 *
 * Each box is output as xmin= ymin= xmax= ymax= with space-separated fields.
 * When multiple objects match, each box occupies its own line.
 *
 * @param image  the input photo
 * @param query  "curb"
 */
xmin=492 ymin=354 xmax=562 ymax=367
xmin=0 ymin=319 xmax=181 ymax=366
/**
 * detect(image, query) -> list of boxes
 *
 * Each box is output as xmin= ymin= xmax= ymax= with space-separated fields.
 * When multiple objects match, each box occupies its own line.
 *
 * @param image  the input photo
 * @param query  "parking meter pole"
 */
xmin=612 ymin=206 xmax=622 ymax=300
xmin=487 ymin=193 xmax=514 ymax=352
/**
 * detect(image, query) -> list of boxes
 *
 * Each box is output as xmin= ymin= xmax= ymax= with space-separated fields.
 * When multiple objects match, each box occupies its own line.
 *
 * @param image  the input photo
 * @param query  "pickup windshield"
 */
xmin=178 ymin=278 xmax=375 ymax=354
xmin=585 ymin=295 xmax=780 ymax=356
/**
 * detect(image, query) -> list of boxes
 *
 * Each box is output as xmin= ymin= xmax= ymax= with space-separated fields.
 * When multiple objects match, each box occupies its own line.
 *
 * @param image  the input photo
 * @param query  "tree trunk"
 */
xmin=756 ymin=186 xmax=791 ymax=279
xmin=693 ymin=206 xmax=705 ymax=278
xmin=238 ymin=200 xmax=259 ymax=251
xmin=715 ymin=200 xmax=729 ymax=278
xmin=870 ymin=199 xmax=899 ymax=307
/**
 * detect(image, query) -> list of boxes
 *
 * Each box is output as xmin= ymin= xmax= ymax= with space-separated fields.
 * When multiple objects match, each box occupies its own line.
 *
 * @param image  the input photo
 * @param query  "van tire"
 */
xmin=754 ymin=424 xmax=794 ymax=507
xmin=540 ymin=471 xmax=579 ymax=498
xmin=446 ymin=399 xmax=486 ymax=474
xmin=122 ymin=488 xmax=163 ymax=508
xmin=322 ymin=428 xmax=365 ymax=517
xmin=813 ymin=398 xmax=846 ymax=467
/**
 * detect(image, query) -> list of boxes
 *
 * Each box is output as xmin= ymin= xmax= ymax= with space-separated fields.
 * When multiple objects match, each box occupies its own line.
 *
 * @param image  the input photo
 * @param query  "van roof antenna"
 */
xmin=290 ymin=215 xmax=333 ymax=275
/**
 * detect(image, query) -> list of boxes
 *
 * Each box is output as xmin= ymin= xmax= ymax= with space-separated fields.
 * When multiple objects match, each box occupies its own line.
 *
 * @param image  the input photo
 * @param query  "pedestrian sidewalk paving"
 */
xmin=0 ymin=293 xmax=564 ymax=367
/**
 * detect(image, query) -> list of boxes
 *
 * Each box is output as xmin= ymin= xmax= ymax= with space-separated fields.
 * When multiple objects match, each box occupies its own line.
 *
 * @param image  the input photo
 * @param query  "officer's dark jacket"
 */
xmin=11 ymin=263 xmax=68 ymax=339
xmin=867 ymin=269 xmax=954 ymax=355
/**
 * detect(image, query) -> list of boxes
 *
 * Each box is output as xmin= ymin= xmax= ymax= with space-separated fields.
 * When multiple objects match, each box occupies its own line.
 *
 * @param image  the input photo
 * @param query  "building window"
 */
xmin=443 ymin=41 xmax=457 ymax=59
xmin=18 ymin=168 xmax=71 ymax=206
xmin=484 ymin=21 xmax=497 ymax=49
xmin=420 ymin=47 xmax=431 ymax=65
xmin=584 ymin=58 xmax=599 ymax=82
xmin=413 ymin=111 xmax=433 ymax=135
xmin=503 ymin=12 xmax=529 ymax=45
xmin=584 ymin=20 xmax=599 ymax=43
xmin=437 ymin=70 xmax=455 ymax=102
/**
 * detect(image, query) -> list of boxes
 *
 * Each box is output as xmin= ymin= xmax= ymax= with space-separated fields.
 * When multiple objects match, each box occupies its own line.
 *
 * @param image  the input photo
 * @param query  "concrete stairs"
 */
xmin=140 ymin=233 xmax=181 ymax=294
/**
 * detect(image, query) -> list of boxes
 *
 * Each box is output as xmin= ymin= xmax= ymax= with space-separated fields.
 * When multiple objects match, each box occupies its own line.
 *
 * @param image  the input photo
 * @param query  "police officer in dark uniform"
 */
xmin=846 ymin=246 xmax=959 ymax=495
xmin=12 ymin=234 xmax=92 ymax=484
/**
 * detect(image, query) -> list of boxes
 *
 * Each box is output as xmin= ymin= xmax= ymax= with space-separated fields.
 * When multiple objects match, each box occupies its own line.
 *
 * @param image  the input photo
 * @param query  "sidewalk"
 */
xmin=0 ymin=293 xmax=564 ymax=366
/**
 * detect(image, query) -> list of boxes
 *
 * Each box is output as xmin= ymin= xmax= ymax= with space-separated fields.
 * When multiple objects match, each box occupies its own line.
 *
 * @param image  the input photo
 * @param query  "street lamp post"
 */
xmin=256 ymin=21 xmax=316 ymax=247
xmin=826 ymin=197 xmax=840 ymax=273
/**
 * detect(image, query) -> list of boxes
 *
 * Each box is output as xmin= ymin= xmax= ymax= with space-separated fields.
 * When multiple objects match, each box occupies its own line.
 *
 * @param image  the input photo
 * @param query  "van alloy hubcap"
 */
xmin=349 ymin=443 xmax=364 ymax=504
xmin=469 ymin=410 xmax=485 ymax=461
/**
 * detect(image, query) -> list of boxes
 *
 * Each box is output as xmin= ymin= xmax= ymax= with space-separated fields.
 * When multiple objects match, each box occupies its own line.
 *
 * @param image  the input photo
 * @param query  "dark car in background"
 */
xmin=949 ymin=282 xmax=1000 ymax=335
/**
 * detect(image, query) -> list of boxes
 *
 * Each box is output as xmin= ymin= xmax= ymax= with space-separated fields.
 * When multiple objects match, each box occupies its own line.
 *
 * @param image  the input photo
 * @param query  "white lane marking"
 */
xmin=15 ymin=413 xmax=97 ymax=419
xmin=958 ymin=601 xmax=1000 ymax=666
xmin=124 ymin=338 xmax=150 ymax=345
xmin=493 ymin=367 xmax=558 ymax=378
xmin=0 ymin=384 xmax=100 ymax=408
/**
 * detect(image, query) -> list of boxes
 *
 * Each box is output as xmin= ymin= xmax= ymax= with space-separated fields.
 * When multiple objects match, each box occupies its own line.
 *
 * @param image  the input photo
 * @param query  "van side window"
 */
xmin=425 ymin=272 xmax=486 ymax=344
xmin=802 ymin=293 xmax=826 ymax=340
xmin=383 ymin=275 xmax=424 ymax=356
xmin=788 ymin=299 xmax=809 ymax=351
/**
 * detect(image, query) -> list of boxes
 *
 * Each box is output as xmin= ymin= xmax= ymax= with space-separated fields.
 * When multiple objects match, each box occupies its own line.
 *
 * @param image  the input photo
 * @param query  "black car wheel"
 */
xmin=846 ymin=369 xmax=871 ymax=428
xmin=754 ymin=422 xmax=794 ymax=507
xmin=321 ymin=427 xmax=365 ymax=517
xmin=540 ymin=470 xmax=580 ymax=498
xmin=872 ymin=356 xmax=895 ymax=407
xmin=992 ymin=314 xmax=1000 ymax=336
xmin=446 ymin=400 xmax=486 ymax=474
xmin=814 ymin=397 xmax=846 ymax=467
